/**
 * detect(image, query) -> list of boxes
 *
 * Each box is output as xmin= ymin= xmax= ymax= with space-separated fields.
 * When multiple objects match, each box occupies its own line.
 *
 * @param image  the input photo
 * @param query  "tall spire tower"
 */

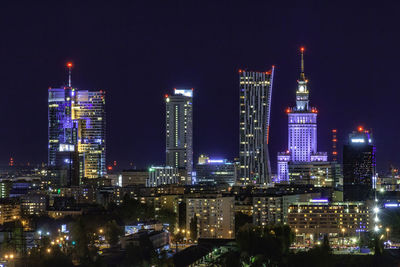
xmin=277 ymin=47 xmax=327 ymax=182
xmin=296 ymin=47 xmax=309 ymax=111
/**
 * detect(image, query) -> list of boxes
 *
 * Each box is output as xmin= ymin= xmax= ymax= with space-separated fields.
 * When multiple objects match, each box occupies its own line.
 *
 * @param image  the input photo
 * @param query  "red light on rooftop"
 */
xmin=332 ymin=129 xmax=337 ymax=133
xmin=286 ymin=108 xmax=291 ymax=113
xmin=358 ymin=126 xmax=364 ymax=132
xmin=300 ymin=46 xmax=305 ymax=52
xmin=238 ymin=69 xmax=242 ymax=73
xmin=66 ymin=62 xmax=73 ymax=68
xmin=107 ymin=166 xmax=113 ymax=171
xmin=165 ymin=94 xmax=169 ymax=98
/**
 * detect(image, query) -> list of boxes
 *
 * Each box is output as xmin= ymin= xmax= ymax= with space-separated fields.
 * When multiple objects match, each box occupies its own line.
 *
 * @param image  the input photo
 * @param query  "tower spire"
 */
xmin=300 ymin=46 xmax=305 ymax=81
xmin=67 ymin=62 xmax=73 ymax=87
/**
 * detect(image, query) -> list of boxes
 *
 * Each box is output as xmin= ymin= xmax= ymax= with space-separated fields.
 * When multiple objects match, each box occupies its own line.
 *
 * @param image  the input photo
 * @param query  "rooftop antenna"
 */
xmin=66 ymin=62 xmax=73 ymax=87
xmin=300 ymin=47 xmax=305 ymax=81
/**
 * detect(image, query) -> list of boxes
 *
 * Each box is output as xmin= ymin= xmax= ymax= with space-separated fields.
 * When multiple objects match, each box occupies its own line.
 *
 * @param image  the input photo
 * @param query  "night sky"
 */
xmin=1 ymin=2 xmax=399 ymax=173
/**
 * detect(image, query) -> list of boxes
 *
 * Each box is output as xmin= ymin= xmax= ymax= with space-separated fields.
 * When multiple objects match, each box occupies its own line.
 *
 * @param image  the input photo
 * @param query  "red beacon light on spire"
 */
xmin=66 ymin=62 xmax=73 ymax=68
xmin=300 ymin=46 xmax=305 ymax=52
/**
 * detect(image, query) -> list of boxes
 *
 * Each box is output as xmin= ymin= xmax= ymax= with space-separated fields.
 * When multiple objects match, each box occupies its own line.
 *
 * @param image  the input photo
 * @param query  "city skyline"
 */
xmin=0 ymin=3 xmax=399 ymax=173
xmin=0 ymin=3 xmax=399 ymax=265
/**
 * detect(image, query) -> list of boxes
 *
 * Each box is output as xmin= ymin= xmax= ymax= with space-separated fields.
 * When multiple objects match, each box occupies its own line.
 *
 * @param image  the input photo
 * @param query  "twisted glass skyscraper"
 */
xmin=239 ymin=68 xmax=275 ymax=185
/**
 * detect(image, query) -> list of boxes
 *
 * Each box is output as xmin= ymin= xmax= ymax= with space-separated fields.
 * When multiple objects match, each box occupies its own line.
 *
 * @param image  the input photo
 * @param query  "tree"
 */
xmin=156 ymin=208 xmax=177 ymax=233
xmin=235 ymin=212 xmax=252 ymax=234
xmin=373 ymin=233 xmax=383 ymax=256
xmin=236 ymin=224 xmax=294 ymax=265
xmin=105 ymin=220 xmax=122 ymax=247
xmin=189 ymin=216 xmax=198 ymax=241
xmin=70 ymin=217 xmax=98 ymax=265
xmin=321 ymin=234 xmax=332 ymax=254
xmin=123 ymin=236 xmax=156 ymax=266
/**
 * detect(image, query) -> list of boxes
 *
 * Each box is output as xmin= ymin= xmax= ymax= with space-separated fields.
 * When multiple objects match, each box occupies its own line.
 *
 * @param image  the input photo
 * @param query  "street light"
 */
xmin=99 ymin=229 xmax=103 ymax=234
xmin=386 ymin=228 xmax=390 ymax=241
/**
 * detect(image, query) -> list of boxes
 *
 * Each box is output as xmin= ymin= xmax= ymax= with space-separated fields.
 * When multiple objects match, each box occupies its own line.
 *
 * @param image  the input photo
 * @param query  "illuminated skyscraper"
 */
xmin=75 ymin=90 xmax=106 ymax=179
xmin=165 ymin=89 xmax=193 ymax=184
xmin=239 ymin=68 xmax=275 ymax=185
xmin=48 ymin=63 xmax=106 ymax=184
xmin=343 ymin=127 xmax=376 ymax=201
xmin=277 ymin=48 xmax=327 ymax=182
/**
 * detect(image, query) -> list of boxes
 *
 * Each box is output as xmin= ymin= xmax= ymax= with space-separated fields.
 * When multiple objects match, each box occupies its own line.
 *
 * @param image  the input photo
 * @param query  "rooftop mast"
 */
xmin=67 ymin=62 xmax=73 ymax=87
xmin=300 ymin=47 xmax=305 ymax=81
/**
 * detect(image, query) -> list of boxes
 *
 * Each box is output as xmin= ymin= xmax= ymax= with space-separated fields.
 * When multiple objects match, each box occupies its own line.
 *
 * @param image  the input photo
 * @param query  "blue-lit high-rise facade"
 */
xmin=48 ymin=82 xmax=106 ymax=183
xmin=277 ymin=48 xmax=327 ymax=182
xmin=48 ymin=87 xmax=78 ymax=167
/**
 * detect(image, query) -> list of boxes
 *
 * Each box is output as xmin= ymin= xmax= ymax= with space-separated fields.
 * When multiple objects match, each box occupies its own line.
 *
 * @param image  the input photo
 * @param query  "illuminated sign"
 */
xmin=310 ymin=198 xmax=328 ymax=203
xmin=351 ymin=138 xmax=365 ymax=143
xmin=207 ymin=159 xmax=225 ymax=164
xmin=59 ymin=144 xmax=75 ymax=152
xmin=61 ymin=224 xmax=68 ymax=233
xmin=384 ymin=203 xmax=399 ymax=208
xmin=174 ymin=89 xmax=193 ymax=97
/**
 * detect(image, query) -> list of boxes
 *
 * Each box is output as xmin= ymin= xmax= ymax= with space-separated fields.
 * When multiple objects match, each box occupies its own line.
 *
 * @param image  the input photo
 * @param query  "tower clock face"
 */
xmin=299 ymin=85 xmax=305 ymax=92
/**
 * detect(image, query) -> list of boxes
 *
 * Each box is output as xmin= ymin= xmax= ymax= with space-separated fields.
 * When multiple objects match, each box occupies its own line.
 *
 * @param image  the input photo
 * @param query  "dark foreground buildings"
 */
xmin=343 ymin=127 xmax=376 ymax=201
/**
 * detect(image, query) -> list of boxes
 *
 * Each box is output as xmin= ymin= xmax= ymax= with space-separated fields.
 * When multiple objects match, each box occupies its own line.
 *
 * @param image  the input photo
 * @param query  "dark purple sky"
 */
xmin=0 ymin=2 xmax=398 ymax=173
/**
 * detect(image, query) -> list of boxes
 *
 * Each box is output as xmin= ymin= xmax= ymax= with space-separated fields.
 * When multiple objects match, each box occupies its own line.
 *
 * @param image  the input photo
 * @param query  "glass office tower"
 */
xmin=165 ymin=89 xmax=193 ymax=184
xmin=75 ymin=90 xmax=106 ymax=179
xmin=239 ymin=67 xmax=275 ymax=185
xmin=343 ymin=128 xmax=376 ymax=201
xmin=48 ymin=86 xmax=106 ymax=183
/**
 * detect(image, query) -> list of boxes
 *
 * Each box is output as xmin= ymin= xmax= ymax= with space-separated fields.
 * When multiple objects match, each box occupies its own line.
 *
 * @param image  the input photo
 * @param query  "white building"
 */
xmin=146 ymin=166 xmax=179 ymax=187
